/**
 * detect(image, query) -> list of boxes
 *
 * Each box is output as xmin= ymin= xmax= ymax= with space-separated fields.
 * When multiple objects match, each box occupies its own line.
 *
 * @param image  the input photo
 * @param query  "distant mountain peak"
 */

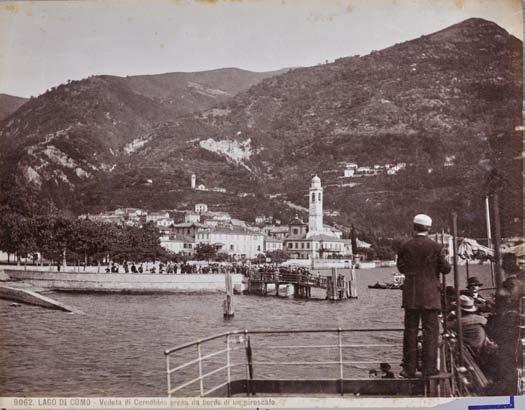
xmin=428 ymin=17 xmax=516 ymax=43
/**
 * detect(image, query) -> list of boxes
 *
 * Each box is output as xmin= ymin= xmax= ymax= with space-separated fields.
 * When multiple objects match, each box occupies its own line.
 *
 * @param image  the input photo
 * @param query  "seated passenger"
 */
xmin=465 ymin=276 xmax=492 ymax=313
xmin=380 ymin=362 xmax=394 ymax=378
xmin=447 ymin=295 xmax=498 ymax=371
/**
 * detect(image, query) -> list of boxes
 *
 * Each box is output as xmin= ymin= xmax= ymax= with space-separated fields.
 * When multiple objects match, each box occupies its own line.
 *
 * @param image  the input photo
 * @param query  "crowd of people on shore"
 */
xmin=102 ymin=261 xmax=318 ymax=277
xmin=254 ymin=264 xmax=311 ymax=277
xmin=104 ymin=261 xmax=252 ymax=275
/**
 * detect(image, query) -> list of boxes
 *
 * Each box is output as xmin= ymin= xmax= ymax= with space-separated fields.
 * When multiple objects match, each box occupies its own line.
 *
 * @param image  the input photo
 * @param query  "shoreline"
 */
xmin=3 ymin=269 xmax=245 ymax=294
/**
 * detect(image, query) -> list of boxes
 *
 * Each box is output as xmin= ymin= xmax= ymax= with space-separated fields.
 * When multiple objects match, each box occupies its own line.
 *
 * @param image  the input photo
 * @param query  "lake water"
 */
xmin=0 ymin=264 xmax=492 ymax=396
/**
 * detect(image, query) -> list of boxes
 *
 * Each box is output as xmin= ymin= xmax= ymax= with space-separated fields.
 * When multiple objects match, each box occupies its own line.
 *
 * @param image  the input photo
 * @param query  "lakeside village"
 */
xmin=0 ymin=175 xmax=400 ymax=275
xmin=1 ymin=172 xmax=522 ymax=276
xmin=78 ymin=175 xmax=364 ymax=273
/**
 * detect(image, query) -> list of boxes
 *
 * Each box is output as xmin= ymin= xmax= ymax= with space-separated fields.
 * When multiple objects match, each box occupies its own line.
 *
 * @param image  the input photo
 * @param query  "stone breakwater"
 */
xmin=0 ymin=285 xmax=76 ymax=311
xmin=4 ymin=269 xmax=245 ymax=293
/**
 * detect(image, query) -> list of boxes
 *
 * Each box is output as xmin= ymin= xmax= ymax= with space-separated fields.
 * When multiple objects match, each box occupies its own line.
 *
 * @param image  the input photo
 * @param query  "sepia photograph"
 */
xmin=0 ymin=0 xmax=523 ymax=406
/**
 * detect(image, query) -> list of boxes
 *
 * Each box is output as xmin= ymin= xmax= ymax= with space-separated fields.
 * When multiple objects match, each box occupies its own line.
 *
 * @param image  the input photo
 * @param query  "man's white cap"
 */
xmin=413 ymin=214 xmax=432 ymax=226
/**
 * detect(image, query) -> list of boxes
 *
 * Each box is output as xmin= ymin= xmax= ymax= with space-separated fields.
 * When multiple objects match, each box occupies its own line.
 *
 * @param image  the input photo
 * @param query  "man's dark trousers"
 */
xmin=403 ymin=309 xmax=439 ymax=376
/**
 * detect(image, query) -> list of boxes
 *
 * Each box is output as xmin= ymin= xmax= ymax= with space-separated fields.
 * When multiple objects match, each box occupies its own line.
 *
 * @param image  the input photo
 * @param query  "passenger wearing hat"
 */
xmin=465 ymin=276 xmax=492 ymax=313
xmin=397 ymin=214 xmax=451 ymax=378
xmin=447 ymin=295 xmax=497 ymax=373
xmin=380 ymin=362 xmax=394 ymax=379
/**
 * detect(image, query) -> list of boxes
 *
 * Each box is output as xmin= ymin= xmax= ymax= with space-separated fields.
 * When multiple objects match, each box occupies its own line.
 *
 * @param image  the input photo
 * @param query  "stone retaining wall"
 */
xmin=4 ymin=270 xmax=244 ymax=293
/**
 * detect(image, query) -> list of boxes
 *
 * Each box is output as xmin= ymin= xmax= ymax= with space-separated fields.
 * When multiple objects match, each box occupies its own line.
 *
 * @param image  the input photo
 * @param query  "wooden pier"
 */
xmin=246 ymin=268 xmax=357 ymax=300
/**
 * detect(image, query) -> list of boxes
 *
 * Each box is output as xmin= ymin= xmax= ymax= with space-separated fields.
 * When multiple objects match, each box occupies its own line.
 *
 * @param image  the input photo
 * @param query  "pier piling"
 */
xmin=223 ymin=271 xmax=234 ymax=318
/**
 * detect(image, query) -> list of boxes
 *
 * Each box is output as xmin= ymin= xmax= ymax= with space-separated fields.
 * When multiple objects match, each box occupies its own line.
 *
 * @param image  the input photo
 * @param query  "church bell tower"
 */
xmin=308 ymin=175 xmax=323 ymax=235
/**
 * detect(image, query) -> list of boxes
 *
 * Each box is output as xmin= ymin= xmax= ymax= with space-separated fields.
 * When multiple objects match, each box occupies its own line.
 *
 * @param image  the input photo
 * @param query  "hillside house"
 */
xmin=146 ymin=211 xmax=170 ymax=223
xmin=156 ymin=218 xmax=174 ymax=228
xmin=262 ymin=225 xmax=289 ymax=239
xmin=195 ymin=203 xmax=208 ymax=213
xmin=184 ymin=211 xmax=200 ymax=223
xmin=264 ymin=237 xmax=284 ymax=252
xmin=172 ymin=222 xmax=207 ymax=239
xmin=343 ymin=162 xmax=359 ymax=177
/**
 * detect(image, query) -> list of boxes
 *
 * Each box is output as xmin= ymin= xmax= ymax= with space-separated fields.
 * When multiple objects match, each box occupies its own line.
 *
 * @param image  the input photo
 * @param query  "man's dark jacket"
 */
xmin=397 ymin=235 xmax=451 ymax=310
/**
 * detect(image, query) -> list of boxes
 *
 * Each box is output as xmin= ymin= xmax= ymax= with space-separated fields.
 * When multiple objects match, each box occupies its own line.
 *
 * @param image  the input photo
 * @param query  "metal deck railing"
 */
xmin=164 ymin=328 xmax=426 ymax=397
xmin=519 ymin=296 xmax=525 ymax=395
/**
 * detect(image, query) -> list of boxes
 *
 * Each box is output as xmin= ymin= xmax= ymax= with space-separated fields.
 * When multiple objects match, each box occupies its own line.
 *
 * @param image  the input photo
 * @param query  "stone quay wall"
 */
xmin=3 ymin=270 xmax=245 ymax=293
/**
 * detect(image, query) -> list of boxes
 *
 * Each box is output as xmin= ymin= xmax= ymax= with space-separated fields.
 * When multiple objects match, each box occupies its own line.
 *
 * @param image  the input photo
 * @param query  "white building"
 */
xmin=283 ymin=176 xmax=351 ymax=259
xmin=172 ymin=222 xmax=207 ymax=239
xmin=202 ymin=211 xmax=231 ymax=224
xmin=160 ymin=235 xmax=195 ymax=256
xmin=191 ymin=174 xmax=196 ymax=189
xmin=264 ymin=237 xmax=284 ymax=252
xmin=201 ymin=227 xmax=264 ymax=259
xmin=356 ymin=238 xmax=372 ymax=249
xmin=307 ymin=175 xmax=323 ymax=236
xmin=263 ymin=225 xmax=290 ymax=239
xmin=156 ymin=218 xmax=174 ymax=228
xmin=344 ymin=168 xmax=355 ymax=177
xmin=386 ymin=162 xmax=407 ymax=175
xmin=356 ymin=166 xmax=375 ymax=176
xmin=231 ymin=218 xmax=247 ymax=228
xmin=444 ymin=155 xmax=456 ymax=167
xmin=185 ymin=211 xmax=201 ymax=223
xmin=146 ymin=211 xmax=170 ymax=223
xmin=195 ymin=203 xmax=208 ymax=213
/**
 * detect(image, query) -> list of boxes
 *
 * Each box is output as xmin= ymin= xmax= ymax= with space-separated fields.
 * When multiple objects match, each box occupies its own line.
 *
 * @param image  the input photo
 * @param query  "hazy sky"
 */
xmin=0 ymin=0 xmax=522 ymax=97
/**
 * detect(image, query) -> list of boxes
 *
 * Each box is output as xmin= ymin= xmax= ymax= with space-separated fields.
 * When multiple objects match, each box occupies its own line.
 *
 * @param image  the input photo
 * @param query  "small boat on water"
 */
xmin=368 ymin=272 xmax=405 ymax=290
xmin=368 ymin=282 xmax=402 ymax=290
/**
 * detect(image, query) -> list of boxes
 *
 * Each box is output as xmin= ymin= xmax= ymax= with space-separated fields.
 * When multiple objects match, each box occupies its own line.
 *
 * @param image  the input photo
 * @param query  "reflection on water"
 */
xmin=0 ymin=265 xmax=491 ymax=396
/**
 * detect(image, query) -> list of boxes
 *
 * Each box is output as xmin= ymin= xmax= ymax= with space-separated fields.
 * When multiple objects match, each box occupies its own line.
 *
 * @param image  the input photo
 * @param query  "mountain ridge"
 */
xmin=0 ymin=93 xmax=28 ymax=121
xmin=0 ymin=18 xmax=522 ymax=238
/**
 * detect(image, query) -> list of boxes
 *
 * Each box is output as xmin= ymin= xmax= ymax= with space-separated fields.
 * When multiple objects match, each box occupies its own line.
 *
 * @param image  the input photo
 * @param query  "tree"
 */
xmin=350 ymin=224 xmax=357 ymax=255
xmin=215 ymin=252 xmax=229 ymax=262
xmin=136 ymin=222 xmax=163 ymax=261
xmin=356 ymin=247 xmax=376 ymax=261
xmin=265 ymin=249 xmax=290 ymax=264
xmin=35 ymin=215 xmax=74 ymax=266
xmin=194 ymin=243 xmax=218 ymax=261
xmin=69 ymin=219 xmax=111 ymax=268
xmin=253 ymin=253 xmax=266 ymax=264
xmin=0 ymin=211 xmax=38 ymax=264
xmin=374 ymin=245 xmax=396 ymax=261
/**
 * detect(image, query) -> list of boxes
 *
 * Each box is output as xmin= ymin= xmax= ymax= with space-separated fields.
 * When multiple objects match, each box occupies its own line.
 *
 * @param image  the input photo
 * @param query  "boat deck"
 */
xmin=164 ymin=328 xmax=460 ymax=398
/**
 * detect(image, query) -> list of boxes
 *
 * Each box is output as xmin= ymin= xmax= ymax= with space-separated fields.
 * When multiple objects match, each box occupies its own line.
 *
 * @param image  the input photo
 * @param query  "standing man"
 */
xmin=397 ymin=214 xmax=451 ymax=378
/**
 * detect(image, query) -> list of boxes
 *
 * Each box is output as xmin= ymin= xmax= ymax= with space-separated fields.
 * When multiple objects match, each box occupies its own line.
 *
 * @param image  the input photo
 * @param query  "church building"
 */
xmin=283 ymin=176 xmax=352 ymax=260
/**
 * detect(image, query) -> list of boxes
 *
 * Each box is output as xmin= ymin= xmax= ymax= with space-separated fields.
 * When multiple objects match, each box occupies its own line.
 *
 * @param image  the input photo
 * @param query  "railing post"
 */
xmin=337 ymin=328 xmax=344 ymax=396
xmin=197 ymin=342 xmax=204 ymax=396
xmin=451 ymin=213 xmax=464 ymax=367
xmin=166 ymin=354 xmax=171 ymax=398
xmin=226 ymin=334 xmax=231 ymax=397
xmin=245 ymin=330 xmax=254 ymax=396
